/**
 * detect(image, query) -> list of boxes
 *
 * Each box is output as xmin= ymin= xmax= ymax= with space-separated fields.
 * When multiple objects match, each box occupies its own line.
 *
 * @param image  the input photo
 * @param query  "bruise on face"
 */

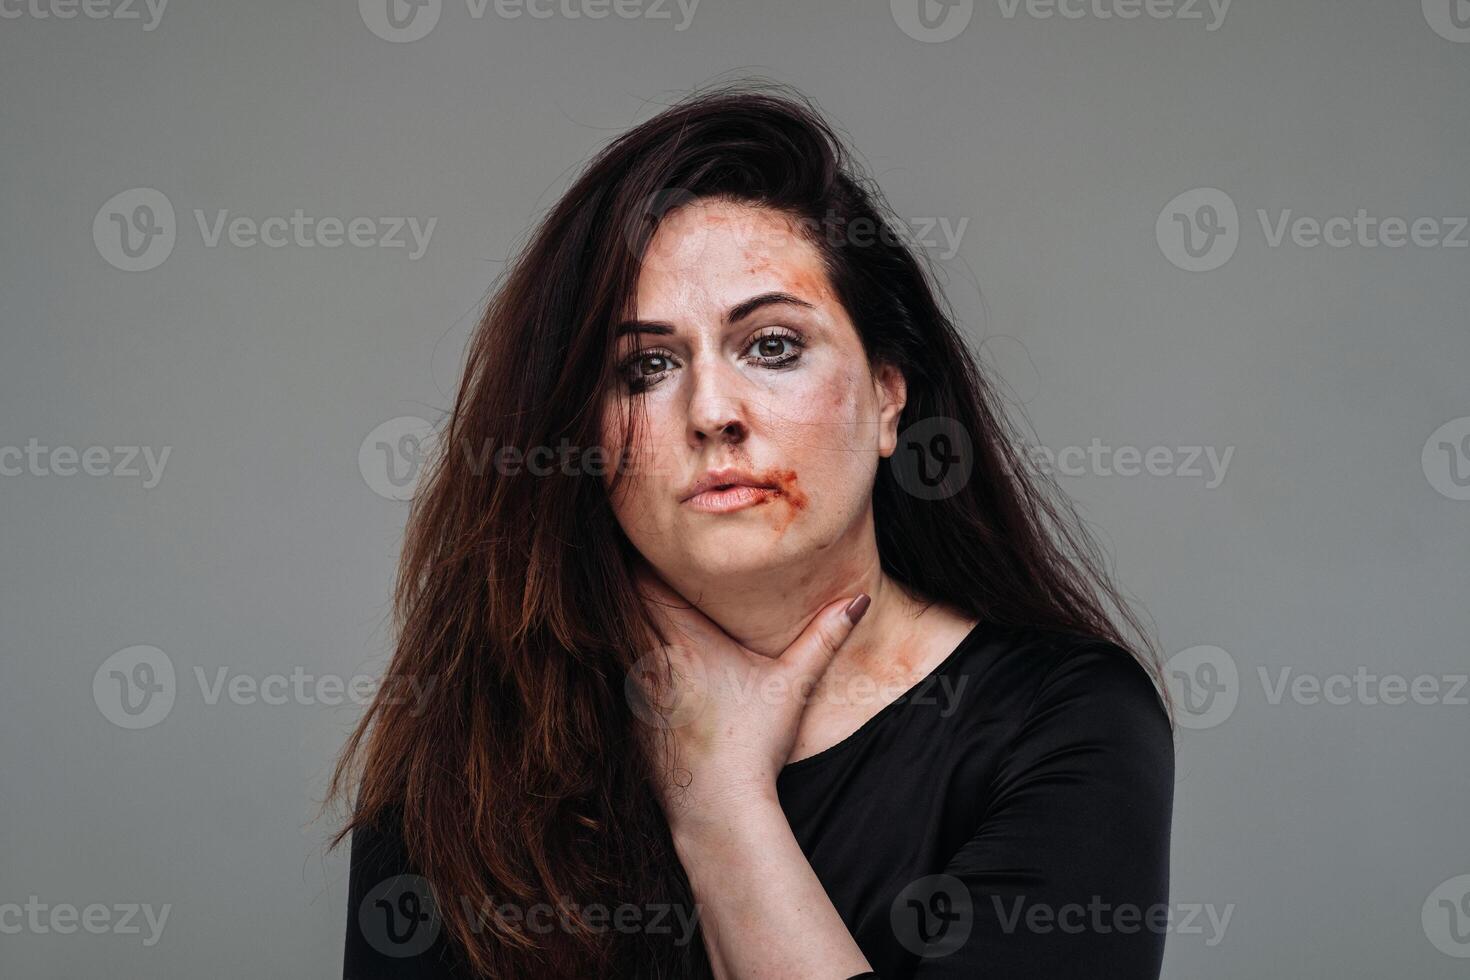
xmin=744 ymin=253 xmax=775 ymax=278
xmin=784 ymin=264 xmax=836 ymax=306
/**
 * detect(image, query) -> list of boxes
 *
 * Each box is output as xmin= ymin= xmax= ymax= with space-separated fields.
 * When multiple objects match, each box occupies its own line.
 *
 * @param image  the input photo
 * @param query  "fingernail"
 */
xmin=844 ymin=593 xmax=871 ymax=625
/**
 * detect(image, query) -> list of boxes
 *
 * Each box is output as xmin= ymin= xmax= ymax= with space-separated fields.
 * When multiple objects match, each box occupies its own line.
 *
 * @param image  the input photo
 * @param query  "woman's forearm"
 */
xmin=671 ymin=785 xmax=874 ymax=980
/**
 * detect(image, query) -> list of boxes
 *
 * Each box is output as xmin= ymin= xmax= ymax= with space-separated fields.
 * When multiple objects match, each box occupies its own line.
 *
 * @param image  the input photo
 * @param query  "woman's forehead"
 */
xmin=635 ymin=201 xmax=835 ymax=317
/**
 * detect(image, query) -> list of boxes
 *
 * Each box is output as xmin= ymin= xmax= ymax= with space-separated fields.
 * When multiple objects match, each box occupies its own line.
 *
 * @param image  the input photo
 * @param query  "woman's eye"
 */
xmin=620 ymin=350 xmax=676 ymax=392
xmin=618 ymin=332 xmax=803 ymax=393
xmin=745 ymin=331 xmax=805 ymax=366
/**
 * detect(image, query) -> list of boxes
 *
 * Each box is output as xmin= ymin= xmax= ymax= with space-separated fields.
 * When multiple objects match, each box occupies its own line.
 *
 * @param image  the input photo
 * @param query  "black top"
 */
xmin=343 ymin=621 xmax=1175 ymax=979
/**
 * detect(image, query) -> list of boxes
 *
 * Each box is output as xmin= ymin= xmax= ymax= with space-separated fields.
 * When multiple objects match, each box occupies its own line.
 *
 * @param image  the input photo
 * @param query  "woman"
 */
xmin=333 ymin=82 xmax=1175 ymax=979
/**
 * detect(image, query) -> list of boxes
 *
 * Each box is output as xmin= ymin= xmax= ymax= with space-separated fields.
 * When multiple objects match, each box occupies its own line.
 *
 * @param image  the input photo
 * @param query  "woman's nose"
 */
xmin=685 ymin=363 xmax=750 ymax=446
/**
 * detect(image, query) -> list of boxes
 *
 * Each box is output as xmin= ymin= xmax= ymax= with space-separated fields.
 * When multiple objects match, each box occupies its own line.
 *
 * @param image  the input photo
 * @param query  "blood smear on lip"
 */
xmin=761 ymin=468 xmax=807 ymax=532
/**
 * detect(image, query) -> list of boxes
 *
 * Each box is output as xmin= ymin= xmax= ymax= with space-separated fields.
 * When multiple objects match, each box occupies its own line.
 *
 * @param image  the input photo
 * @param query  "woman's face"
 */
xmin=599 ymin=198 xmax=906 ymax=584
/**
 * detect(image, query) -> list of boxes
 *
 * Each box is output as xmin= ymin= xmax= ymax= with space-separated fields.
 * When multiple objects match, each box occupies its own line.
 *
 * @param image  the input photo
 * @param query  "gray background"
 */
xmin=2 ymin=0 xmax=1468 ymax=976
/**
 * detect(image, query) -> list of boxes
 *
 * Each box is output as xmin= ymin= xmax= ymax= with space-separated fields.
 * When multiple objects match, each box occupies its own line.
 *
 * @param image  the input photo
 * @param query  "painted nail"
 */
xmin=844 ymin=593 xmax=871 ymax=625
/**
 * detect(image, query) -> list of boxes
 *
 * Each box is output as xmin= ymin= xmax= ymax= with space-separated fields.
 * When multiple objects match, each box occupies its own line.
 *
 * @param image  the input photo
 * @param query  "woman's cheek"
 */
xmin=788 ymin=371 xmax=870 ymax=453
xmin=767 ymin=386 xmax=865 ymax=523
xmin=635 ymin=421 xmax=688 ymax=535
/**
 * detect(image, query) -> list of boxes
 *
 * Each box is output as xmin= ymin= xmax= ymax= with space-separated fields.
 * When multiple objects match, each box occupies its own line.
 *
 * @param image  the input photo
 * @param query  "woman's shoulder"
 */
xmin=953 ymin=623 xmax=1176 ymax=822
xmin=343 ymin=805 xmax=472 ymax=978
xmin=953 ymin=621 xmax=1173 ymax=741
xmin=346 ymin=805 xmax=413 ymax=876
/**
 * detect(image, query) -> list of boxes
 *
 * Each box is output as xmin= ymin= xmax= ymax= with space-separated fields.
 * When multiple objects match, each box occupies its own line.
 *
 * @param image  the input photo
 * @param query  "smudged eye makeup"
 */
xmin=617 ymin=327 xmax=807 ymax=393
xmin=743 ymin=327 xmax=805 ymax=368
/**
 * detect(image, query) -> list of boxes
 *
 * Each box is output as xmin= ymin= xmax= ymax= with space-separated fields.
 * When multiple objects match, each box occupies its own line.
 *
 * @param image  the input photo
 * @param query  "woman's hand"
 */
xmin=626 ymin=562 xmax=879 ymax=978
xmin=626 ymin=562 xmax=871 ymax=834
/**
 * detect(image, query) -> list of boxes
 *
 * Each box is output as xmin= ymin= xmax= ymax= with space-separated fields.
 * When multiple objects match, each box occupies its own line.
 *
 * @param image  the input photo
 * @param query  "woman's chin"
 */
xmin=678 ymin=533 xmax=800 ymax=578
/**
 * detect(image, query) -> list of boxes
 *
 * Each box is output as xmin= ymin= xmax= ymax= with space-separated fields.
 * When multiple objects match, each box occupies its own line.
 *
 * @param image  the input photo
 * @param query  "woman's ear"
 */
xmin=873 ymin=360 xmax=908 ymax=459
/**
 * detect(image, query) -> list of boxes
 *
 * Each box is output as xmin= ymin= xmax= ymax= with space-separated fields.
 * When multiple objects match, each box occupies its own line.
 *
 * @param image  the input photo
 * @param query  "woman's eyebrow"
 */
xmin=614 ymin=320 xmax=675 ymax=339
xmin=614 ymin=292 xmax=815 ymax=339
xmin=725 ymin=291 xmax=815 ymax=323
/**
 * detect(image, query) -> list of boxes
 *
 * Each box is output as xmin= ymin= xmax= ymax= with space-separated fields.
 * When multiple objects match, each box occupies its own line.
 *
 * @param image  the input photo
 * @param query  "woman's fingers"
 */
xmin=778 ymin=593 xmax=871 ymax=690
xmin=631 ymin=562 xmax=873 ymax=704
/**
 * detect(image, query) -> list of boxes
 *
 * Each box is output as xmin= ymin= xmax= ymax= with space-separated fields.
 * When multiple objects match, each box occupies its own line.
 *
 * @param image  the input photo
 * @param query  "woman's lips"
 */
xmin=682 ymin=483 xmax=780 ymax=514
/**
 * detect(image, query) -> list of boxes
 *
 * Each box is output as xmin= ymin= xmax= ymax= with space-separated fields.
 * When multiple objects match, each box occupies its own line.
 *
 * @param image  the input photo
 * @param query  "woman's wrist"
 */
xmin=668 ymin=778 xmax=783 ymax=857
xmin=669 ymin=783 xmax=875 ymax=978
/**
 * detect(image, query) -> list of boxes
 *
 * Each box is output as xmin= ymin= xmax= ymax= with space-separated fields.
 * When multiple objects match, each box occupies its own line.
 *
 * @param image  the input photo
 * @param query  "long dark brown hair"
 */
xmin=328 ymin=80 xmax=1171 ymax=979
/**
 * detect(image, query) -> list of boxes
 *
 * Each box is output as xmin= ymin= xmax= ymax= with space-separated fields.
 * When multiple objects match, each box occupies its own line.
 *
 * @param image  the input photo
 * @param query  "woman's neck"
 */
xmin=653 ymin=517 xmax=932 ymax=663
